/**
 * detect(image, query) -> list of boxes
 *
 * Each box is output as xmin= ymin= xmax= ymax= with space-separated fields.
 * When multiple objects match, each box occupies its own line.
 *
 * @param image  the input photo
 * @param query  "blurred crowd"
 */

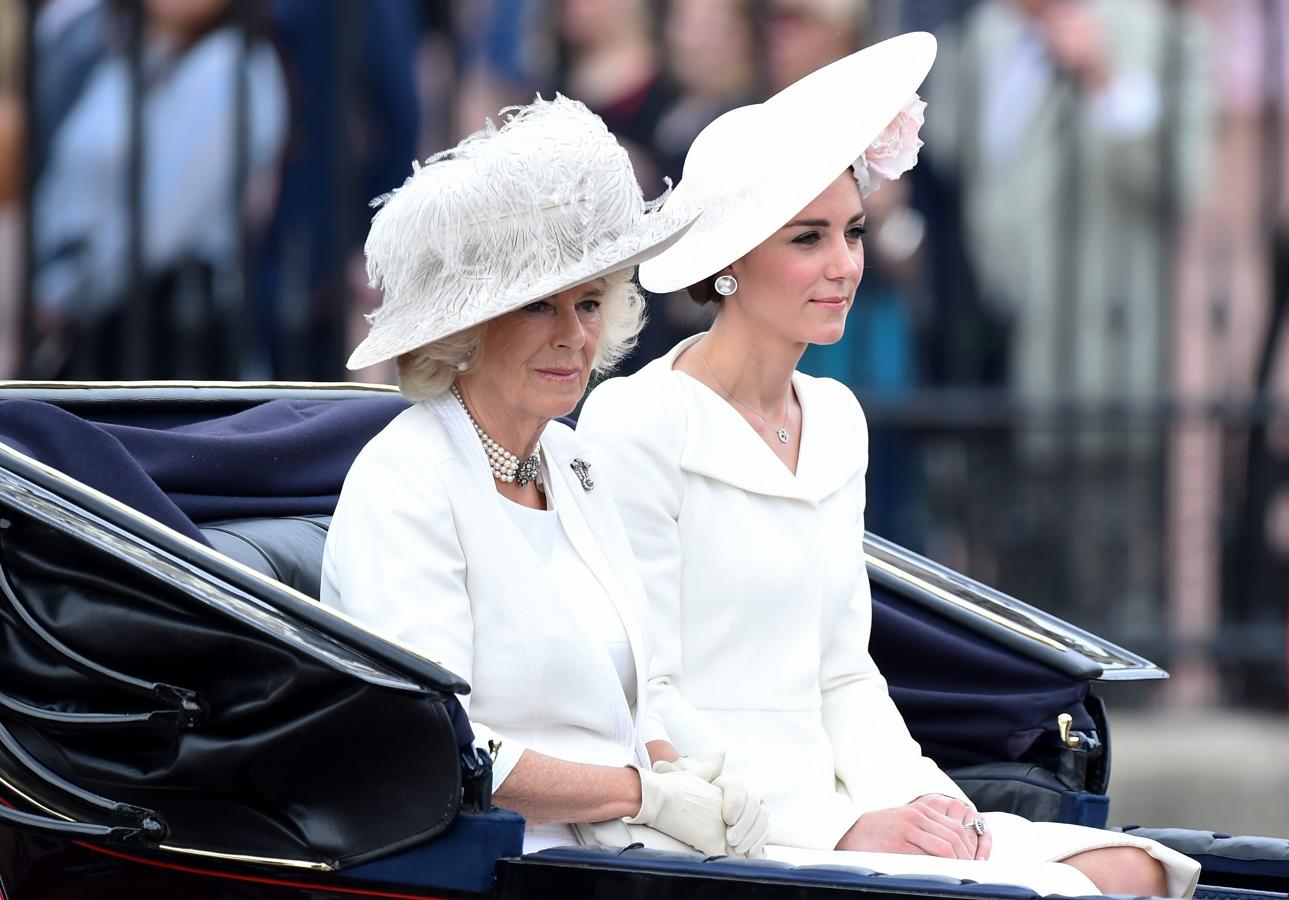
xmin=1 ymin=0 xmax=1288 ymax=705
xmin=0 ymin=0 xmax=1230 ymax=387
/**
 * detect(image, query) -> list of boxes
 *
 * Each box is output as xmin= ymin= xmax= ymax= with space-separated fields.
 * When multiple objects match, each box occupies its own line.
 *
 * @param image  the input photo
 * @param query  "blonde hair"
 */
xmin=396 ymin=268 xmax=645 ymax=401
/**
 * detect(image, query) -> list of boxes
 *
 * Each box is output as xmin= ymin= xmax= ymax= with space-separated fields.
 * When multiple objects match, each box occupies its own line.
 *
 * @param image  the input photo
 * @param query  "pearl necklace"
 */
xmin=451 ymin=384 xmax=542 ymax=486
xmin=692 ymin=345 xmax=792 ymax=444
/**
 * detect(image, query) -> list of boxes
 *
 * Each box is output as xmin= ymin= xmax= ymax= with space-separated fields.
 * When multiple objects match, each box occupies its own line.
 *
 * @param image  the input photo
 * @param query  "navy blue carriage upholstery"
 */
xmin=0 ymin=395 xmax=410 ymax=543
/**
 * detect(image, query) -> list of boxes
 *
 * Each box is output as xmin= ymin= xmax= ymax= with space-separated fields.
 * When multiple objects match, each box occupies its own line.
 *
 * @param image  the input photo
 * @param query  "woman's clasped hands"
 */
xmin=628 ymin=752 xmax=770 ymax=858
xmin=836 ymin=793 xmax=992 ymax=860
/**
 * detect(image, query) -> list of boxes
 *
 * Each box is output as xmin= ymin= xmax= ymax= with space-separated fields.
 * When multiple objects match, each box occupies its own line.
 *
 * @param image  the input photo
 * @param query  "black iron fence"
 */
xmin=861 ymin=392 xmax=1288 ymax=708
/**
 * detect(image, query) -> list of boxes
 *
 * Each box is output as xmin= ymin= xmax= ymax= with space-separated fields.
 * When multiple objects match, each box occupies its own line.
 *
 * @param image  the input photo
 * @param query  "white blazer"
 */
xmin=321 ymin=393 xmax=665 ymax=790
xmin=579 ymin=336 xmax=963 ymax=851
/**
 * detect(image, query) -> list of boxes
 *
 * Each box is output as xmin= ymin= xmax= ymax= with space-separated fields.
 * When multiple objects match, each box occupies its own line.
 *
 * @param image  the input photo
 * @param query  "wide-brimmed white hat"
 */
xmin=348 ymin=95 xmax=699 ymax=370
xmin=638 ymin=32 xmax=936 ymax=294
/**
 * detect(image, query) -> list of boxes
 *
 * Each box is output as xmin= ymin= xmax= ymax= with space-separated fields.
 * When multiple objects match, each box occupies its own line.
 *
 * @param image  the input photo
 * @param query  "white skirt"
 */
xmin=766 ymin=812 xmax=1201 ymax=898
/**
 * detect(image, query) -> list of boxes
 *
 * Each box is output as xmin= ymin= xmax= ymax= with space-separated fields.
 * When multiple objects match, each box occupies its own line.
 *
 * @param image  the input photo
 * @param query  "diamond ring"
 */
xmin=964 ymin=817 xmax=986 ymax=836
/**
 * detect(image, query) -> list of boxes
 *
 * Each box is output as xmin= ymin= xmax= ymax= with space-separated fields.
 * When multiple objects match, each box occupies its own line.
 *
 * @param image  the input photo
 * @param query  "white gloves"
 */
xmin=715 ymin=769 xmax=770 ymax=857
xmin=626 ymin=753 xmax=727 ymax=855
xmin=646 ymin=753 xmax=770 ymax=858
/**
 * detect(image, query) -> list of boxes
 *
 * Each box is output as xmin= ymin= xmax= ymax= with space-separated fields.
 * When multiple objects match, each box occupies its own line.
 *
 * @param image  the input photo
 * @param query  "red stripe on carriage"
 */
xmin=0 ymin=787 xmax=457 ymax=899
xmin=71 ymin=841 xmax=455 ymax=900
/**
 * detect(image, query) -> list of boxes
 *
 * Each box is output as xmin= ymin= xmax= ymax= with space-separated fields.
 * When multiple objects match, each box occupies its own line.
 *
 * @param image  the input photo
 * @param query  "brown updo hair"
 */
xmin=686 ymin=273 xmax=726 ymax=306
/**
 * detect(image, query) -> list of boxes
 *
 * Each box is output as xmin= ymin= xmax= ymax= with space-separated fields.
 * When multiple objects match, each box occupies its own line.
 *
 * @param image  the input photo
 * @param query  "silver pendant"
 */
xmin=777 ymin=428 xmax=790 ymax=444
xmin=570 ymin=458 xmax=594 ymax=491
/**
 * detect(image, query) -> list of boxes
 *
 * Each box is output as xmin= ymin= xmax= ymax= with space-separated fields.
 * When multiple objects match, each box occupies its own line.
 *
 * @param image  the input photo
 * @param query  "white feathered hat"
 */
xmin=348 ymin=95 xmax=699 ymax=370
xmin=638 ymin=32 xmax=936 ymax=294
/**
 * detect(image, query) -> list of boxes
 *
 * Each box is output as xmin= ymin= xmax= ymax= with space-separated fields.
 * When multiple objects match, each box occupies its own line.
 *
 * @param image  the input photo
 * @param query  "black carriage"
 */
xmin=0 ymin=382 xmax=1283 ymax=900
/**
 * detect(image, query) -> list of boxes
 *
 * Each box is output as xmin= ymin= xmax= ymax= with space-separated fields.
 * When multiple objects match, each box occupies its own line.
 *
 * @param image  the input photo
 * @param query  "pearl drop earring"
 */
xmin=714 ymin=274 xmax=738 ymax=296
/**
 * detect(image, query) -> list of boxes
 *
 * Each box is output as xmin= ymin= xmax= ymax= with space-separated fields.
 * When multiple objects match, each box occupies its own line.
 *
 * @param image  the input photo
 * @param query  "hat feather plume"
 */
xmin=361 ymin=95 xmax=646 ymax=348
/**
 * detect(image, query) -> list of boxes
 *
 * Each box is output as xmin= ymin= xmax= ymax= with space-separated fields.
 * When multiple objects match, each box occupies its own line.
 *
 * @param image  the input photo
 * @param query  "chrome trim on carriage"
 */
xmin=0 ymin=773 xmax=74 ymax=822
xmin=155 ymin=843 xmax=334 ymax=871
xmin=0 ymin=443 xmax=429 ymax=692
xmin=0 ymin=379 xmax=398 ymax=391
xmin=865 ymin=533 xmax=1168 ymax=681
xmin=0 ymin=379 xmax=402 ymax=406
xmin=866 ymin=553 xmax=1067 ymax=652
xmin=0 ymin=777 xmax=330 ymax=869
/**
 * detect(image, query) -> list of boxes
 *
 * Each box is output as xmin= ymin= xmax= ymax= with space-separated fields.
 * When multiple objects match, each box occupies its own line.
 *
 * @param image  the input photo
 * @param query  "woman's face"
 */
xmin=666 ymin=0 xmax=755 ymax=98
xmin=765 ymin=1 xmax=861 ymax=92
xmin=560 ymin=0 xmax=645 ymax=45
xmin=466 ymin=280 xmax=606 ymax=424
xmin=725 ymin=171 xmax=865 ymax=346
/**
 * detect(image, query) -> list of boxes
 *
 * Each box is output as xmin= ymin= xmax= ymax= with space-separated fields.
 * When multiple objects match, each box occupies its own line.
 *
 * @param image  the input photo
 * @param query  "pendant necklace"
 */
xmin=692 ymin=345 xmax=792 ymax=444
xmin=451 ymin=384 xmax=542 ymax=486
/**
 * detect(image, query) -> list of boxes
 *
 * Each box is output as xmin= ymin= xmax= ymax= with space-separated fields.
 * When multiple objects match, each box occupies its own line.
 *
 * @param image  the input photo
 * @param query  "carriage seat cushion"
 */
xmin=201 ymin=515 xmax=331 ymax=599
xmin=1123 ymin=827 xmax=1289 ymax=890
xmin=338 ymin=808 xmax=525 ymax=894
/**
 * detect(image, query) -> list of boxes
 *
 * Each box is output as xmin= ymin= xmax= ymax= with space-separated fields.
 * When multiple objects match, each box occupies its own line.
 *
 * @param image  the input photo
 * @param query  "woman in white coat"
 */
xmin=321 ymin=96 xmax=767 ymax=856
xmin=578 ymin=33 xmax=1199 ymax=897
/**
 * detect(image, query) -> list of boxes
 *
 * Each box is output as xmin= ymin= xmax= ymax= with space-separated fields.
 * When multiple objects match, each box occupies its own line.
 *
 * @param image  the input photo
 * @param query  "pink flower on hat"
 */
xmin=853 ymin=94 xmax=926 ymax=198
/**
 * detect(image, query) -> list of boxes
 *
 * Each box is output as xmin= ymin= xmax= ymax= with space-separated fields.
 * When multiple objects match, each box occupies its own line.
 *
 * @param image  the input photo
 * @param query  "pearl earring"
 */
xmin=714 ymin=274 xmax=738 ymax=296
xmin=455 ymin=360 xmax=469 ymax=372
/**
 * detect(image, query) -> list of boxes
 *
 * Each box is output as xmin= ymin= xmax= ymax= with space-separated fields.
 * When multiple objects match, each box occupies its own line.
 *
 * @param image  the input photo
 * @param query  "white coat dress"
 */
xmin=321 ymin=392 xmax=669 ymax=850
xmin=578 ymin=335 xmax=1200 ymax=897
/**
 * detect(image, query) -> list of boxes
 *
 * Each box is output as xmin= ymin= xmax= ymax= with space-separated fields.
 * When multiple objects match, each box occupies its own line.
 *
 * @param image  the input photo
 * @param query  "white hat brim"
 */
xmin=346 ymin=203 xmax=700 ymax=370
xmin=638 ymin=32 xmax=937 ymax=294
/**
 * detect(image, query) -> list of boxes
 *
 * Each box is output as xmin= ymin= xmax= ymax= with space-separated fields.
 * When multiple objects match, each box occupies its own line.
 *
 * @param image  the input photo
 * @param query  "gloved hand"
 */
xmin=652 ymin=754 xmax=770 ymax=858
xmin=625 ymin=753 xmax=726 ymax=856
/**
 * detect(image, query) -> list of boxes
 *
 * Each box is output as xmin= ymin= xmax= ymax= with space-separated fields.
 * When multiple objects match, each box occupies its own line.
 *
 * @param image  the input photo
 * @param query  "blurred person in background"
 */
xmin=257 ymin=0 xmax=420 ymax=382
xmin=635 ymin=0 xmax=761 ymax=368
xmin=924 ymin=0 xmax=1211 ymax=415
xmin=449 ymin=0 xmax=552 ymax=144
xmin=32 ymin=0 xmax=286 ymax=378
xmin=555 ymin=0 xmax=677 ymax=373
xmin=31 ymin=0 xmax=111 ymax=183
xmin=556 ymin=0 xmax=676 ymax=196
xmin=653 ymin=0 xmax=760 ymax=181
xmin=1163 ymin=0 xmax=1289 ymax=707
xmin=0 ymin=0 xmax=21 ymax=378
xmin=765 ymin=0 xmax=866 ymax=93
xmin=921 ymin=0 xmax=1212 ymax=639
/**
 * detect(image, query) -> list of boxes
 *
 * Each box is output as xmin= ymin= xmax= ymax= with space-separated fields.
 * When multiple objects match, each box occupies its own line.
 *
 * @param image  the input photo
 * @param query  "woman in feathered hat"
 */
xmin=579 ymin=33 xmax=1199 ymax=897
xmin=321 ymin=95 xmax=767 ymax=856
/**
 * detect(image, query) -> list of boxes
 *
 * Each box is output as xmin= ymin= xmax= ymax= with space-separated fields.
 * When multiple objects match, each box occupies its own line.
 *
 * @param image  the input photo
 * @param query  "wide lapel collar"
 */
xmin=678 ymin=377 xmax=804 ymax=498
xmin=423 ymin=392 xmax=494 ymax=486
xmin=790 ymin=371 xmax=867 ymax=501
xmin=664 ymin=336 xmax=865 ymax=503
xmin=542 ymin=432 xmax=650 ymax=724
